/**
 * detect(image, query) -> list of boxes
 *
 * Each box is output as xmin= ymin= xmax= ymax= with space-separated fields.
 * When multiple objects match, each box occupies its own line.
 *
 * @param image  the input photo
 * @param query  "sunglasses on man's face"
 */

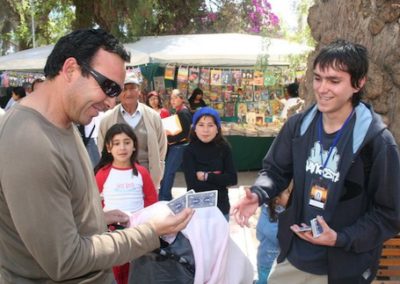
xmin=81 ymin=64 xmax=122 ymax=98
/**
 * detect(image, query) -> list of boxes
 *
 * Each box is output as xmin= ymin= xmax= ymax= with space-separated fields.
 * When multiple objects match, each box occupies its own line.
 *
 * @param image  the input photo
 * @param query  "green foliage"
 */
xmin=0 ymin=0 xmax=289 ymax=54
xmin=282 ymin=0 xmax=316 ymax=74
xmin=0 ymin=0 xmax=74 ymax=53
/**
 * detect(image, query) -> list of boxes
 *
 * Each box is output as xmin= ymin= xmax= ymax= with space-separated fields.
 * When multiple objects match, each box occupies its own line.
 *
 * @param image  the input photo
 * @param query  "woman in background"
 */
xmin=188 ymin=87 xmax=207 ymax=113
xmin=159 ymin=89 xmax=192 ymax=201
xmin=146 ymin=90 xmax=170 ymax=118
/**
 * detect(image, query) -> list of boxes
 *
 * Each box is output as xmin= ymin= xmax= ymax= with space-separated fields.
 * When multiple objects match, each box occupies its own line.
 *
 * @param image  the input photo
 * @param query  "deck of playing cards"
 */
xmin=167 ymin=190 xmax=218 ymax=214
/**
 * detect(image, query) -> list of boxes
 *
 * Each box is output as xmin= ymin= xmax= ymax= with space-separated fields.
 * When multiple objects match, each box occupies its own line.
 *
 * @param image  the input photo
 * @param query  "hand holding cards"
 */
xmin=167 ymin=190 xmax=218 ymax=214
xmin=310 ymin=217 xmax=323 ymax=238
xmin=295 ymin=217 xmax=324 ymax=238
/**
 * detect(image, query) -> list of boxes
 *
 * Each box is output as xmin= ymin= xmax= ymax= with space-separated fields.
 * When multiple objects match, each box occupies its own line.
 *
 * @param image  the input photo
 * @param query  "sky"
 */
xmin=268 ymin=0 xmax=299 ymax=31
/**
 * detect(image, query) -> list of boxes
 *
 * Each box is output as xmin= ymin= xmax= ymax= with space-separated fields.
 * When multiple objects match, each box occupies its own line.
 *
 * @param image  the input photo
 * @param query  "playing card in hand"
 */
xmin=166 ymin=190 xmax=195 ymax=215
xmin=167 ymin=194 xmax=187 ymax=215
xmin=187 ymin=190 xmax=218 ymax=209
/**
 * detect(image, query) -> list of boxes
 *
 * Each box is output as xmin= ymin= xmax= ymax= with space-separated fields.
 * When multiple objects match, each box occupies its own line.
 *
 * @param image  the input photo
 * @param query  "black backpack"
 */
xmin=128 ymin=232 xmax=195 ymax=284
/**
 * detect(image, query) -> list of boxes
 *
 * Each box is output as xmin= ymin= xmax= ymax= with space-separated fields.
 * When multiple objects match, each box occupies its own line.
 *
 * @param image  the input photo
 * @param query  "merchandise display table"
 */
xmin=226 ymin=135 xmax=275 ymax=171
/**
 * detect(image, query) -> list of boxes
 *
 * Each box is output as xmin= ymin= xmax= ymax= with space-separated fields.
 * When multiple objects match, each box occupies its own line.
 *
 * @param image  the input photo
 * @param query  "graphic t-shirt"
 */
xmin=288 ymin=112 xmax=356 ymax=275
xmin=102 ymin=166 xmax=144 ymax=213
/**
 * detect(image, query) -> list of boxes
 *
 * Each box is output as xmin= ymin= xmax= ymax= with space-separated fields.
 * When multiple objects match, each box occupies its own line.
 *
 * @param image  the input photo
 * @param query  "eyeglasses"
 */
xmin=81 ymin=64 xmax=122 ymax=98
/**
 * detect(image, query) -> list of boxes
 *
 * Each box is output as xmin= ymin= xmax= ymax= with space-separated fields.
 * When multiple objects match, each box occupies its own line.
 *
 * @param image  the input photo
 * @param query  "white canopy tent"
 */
xmin=0 ymin=33 xmax=312 ymax=71
xmin=128 ymin=33 xmax=312 ymax=66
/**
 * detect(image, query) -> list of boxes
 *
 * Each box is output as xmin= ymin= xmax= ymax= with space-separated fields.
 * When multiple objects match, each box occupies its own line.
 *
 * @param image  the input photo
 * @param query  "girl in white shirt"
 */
xmin=94 ymin=123 xmax=157 ymax=284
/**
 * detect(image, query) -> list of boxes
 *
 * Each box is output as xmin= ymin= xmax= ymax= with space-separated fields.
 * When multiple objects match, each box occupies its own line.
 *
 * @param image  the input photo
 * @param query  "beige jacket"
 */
xmin=98 ymin=103 xmax=167 ymax=189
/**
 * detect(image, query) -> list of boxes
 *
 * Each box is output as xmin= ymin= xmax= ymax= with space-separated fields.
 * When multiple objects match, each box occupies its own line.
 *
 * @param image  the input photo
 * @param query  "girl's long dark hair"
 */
xmin=94 ymin=123 xmax=139 ymax=175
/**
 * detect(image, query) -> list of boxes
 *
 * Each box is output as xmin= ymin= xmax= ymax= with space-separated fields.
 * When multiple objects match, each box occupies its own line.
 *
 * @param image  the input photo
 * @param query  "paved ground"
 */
xmin=172 ymin=171 xmax=261 ymax=281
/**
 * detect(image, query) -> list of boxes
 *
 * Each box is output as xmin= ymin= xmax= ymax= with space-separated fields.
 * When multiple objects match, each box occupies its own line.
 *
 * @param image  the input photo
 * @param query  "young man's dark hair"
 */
xmin=313 ymin=39 xmax=368 ymax=106
xmin=44 ymin=28 xmax=130 ymax=79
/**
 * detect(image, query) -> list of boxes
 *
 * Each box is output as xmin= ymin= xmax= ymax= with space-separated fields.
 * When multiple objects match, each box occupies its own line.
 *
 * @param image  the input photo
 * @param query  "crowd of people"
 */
xmin=0 ymin=28 xmax=400 ymax=284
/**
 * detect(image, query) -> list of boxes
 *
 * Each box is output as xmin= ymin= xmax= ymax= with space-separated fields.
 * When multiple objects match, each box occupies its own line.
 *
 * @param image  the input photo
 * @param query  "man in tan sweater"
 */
xmin=0 ymin=28 xmax=193 ymax=283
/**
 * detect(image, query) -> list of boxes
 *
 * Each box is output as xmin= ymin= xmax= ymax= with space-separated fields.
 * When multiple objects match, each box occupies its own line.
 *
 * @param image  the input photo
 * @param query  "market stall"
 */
xmin=125 ymin=34 xmax=310 ymax=170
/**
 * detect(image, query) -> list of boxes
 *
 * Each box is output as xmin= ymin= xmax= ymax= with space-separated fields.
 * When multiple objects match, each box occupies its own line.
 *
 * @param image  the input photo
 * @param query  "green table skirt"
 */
xmin=226 ymin=136 xmax=275 ymax=171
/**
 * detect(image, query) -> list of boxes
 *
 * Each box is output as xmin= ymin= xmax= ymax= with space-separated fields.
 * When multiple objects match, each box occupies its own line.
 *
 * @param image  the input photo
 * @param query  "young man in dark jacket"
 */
xmin=232 ymin=39 xmax=400 ymax=284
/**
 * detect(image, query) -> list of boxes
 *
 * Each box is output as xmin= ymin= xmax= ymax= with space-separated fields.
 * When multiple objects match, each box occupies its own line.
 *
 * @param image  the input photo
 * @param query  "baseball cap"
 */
xmin=192 ymin=107 xmax=221 ymax=128
xmin=124 ymin=72 xmax=140 ymax=85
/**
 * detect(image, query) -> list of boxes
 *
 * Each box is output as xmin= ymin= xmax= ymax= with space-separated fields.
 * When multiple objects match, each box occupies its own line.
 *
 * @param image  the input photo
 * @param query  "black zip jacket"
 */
xmin=251 ymin=103 xmax=400 ymax=283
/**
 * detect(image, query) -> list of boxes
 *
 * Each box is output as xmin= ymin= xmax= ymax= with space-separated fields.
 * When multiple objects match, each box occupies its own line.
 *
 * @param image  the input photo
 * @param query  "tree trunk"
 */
xmin=304 ymin=0 xmax=400 ymax=143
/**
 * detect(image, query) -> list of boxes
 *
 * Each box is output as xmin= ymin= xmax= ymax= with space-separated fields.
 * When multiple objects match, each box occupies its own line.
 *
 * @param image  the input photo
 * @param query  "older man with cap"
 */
xmin=98 ymin=73 xmax=167 ymax=190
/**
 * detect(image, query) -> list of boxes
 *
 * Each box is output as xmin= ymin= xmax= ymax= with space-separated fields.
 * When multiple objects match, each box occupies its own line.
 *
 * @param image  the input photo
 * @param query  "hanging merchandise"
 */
xmin=241 ymin=70 xmax=253 ymax=86
xmin=1 ymin=71 xmax=43 ymax=87
xmin=177 ymin=66 xmax=189 ymax=83
xmin=199 ymin=68 xmax=210 ymax=91
xmin=221 ymin=70 xmax=232 ymax=85
xmin=151 ymin=63 xmax=303 ymax=137
xmin=164 ymin=64 xmax=176 ymax=80
xmin=210 ymin=69 xmax=222 ymax=86
xmin=188 ymin=67 xmax=200 ymax=85
xmin=253 ymin=71 xmax=264 ymax=86
xmin=232 ymin=70 xmax=242 ymax=87
xmin=188 ymin=67 xmax=200 ymax=95
xmin=153 ymin=76 xmax=165 ymax=92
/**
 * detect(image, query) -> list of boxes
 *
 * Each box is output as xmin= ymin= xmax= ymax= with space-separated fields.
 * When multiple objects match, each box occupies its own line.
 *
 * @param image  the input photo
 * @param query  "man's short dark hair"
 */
xmin=44 ymin=28 xmax=130 ymax=79
xmin=286 ymin=82 xmax=299 ymax=98
xmin=313 ymin=39 xmax=368 ymax=106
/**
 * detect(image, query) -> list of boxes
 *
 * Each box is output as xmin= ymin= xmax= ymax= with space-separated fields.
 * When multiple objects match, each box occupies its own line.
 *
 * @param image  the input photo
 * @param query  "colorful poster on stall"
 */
xmin=256 ymin=113 xmax=265 ymax=126
xmin=237 ymin=102 xmax=248 ymax=123
xmin=210 ymin=69 xmax=222 ymax=86
xmin=202 ymin=89 xmax=211 ymax=105
xmin=261 ymin=89 xmax=269 ymax=101
xmin=264 ymin=71 xmax=277 ymax=86
xmin=178 ymin=82 xmax=188 ymax=97
xmin=224 ymin=102 xmax=235 ymax=117
xmin=258 ymin=101 xmax=270 ymax=116
xmin=188 ymin=67 xmax=200 ymax=85
xmin=246 ymin=112 xmax=256 ymax=125
xmin=232 ymin=70 xmax=242 ymax=86
xmin=209 ymin=85 xmax=222 ymax=102
xmin=188 ymin=67 xmax=200 ymax=95
xmin=253 ymin=71 xmax=264 ymax=86
xmin=253 ymin=89 xmax=262 ymax=101
xmin=211 ymin=102 xmax=225 ymax=117
xmin=153 ymin=76 xmax=165 ymax=92
xmin=221 ymin=70 xmax=232 ymax=85
xmin=200 ymin=68 xmax=210 ymax=86
xmin=244 ymin=85 xmax=253 ymax=101
xmin=222 ymin=85 xmax=234 ymax=102
xmin=247 ymin=102 xmax=256 ymax=112
xmin=242 ymin=70 xmax=253 ymax=86
xmin=269 ymin=97 xmax=284 ymax=116
xmin=177 ymin=66 xmax=189 ymax=83
xmin=164 ymin=64 xmax=176 ymax=80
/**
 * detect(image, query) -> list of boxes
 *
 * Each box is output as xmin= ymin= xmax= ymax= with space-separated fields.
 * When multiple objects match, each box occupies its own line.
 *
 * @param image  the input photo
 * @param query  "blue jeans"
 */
xmin=256 ymin=206 xmax=279 ymax=284
xmin=159 ymin=144 xmax=187 ymax=201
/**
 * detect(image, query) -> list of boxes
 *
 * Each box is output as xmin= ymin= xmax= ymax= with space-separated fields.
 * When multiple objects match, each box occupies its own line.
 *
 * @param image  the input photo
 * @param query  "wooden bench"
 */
xmin=372 ymin=235 xmax=400 ymax=284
